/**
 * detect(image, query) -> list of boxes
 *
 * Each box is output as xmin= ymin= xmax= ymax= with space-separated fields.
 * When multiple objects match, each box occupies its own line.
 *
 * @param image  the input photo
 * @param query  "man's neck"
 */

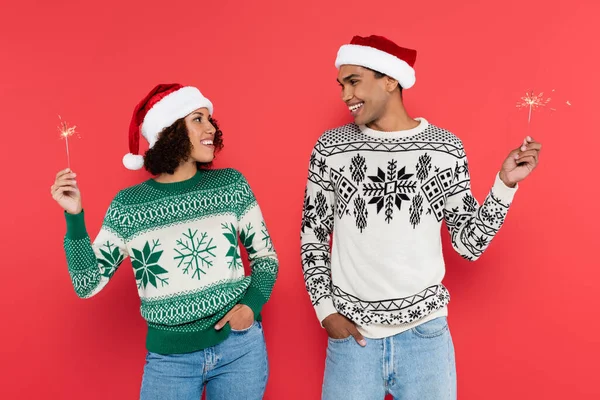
xmin=366 ymin=100 xmax=419 ymax=132
xmin=155 ymin=161 xmax=198 ymax=183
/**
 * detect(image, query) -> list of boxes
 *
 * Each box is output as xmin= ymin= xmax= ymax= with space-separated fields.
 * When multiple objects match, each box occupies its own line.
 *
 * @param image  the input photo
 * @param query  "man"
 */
xmin=300 ymin=35 xmax=541 ymax=399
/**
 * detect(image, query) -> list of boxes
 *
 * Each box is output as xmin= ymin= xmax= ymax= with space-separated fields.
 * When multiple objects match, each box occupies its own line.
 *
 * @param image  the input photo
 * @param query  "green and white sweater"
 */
xmin=64 ymin=168 xmax=278 ymax=354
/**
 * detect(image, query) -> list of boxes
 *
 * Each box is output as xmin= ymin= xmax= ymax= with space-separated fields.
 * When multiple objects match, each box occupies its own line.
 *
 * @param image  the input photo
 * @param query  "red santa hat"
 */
xmin=335 ymin=35 xmax=417 ymax=89
xmin=123 ymin=83 xmax=214 ymax=170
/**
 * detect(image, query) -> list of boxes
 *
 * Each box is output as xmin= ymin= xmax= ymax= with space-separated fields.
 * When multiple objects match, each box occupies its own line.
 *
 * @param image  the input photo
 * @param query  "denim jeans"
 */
xmin=322 ymin=317 xmax=456 ymax=400
xmin=139 ymin=321 xmax=268 ymax=400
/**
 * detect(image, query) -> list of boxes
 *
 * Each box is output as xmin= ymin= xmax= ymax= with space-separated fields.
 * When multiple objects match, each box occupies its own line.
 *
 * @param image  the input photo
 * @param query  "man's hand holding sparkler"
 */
xmin=499 ymin=136 xmax=542 ymax=188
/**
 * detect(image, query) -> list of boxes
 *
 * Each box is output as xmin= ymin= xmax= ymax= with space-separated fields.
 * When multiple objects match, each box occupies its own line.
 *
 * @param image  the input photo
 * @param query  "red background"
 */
xmin=1 ymin=0 xmax=598 ymax=398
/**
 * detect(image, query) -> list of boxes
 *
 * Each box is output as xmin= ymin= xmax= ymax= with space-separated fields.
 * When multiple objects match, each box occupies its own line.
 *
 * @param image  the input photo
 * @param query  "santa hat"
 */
xmin=335 ymin=35 xmax=417 ymax=89
xmin=123 ymin=83 xmax=214 ymax=170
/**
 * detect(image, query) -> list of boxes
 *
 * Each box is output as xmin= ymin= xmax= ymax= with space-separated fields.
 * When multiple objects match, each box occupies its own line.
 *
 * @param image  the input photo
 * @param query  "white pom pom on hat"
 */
xmin=124 ymin=83 xmax=214 ymax=170
xmin=122 ymin=153 xmax=145 ymax=170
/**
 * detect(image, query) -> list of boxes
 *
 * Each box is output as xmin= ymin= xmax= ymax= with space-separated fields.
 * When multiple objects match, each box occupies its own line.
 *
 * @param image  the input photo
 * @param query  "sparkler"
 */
xmin=516 ymin=90 xmax=551 ymax=125
xmin=58 ymin=115 xmax=77 ymax=168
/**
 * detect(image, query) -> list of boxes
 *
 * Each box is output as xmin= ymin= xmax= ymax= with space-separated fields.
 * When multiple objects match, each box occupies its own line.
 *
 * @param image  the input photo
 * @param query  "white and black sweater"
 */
xmin=300 ymin=118 xmax=517 ymax=337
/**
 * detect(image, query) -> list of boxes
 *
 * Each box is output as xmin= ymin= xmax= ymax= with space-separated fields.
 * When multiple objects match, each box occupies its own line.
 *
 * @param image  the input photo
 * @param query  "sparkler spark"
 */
xmin=58 ymin=115 xmax=77 ymax=168
xmin=516 ymin=90 xmax=552 ymax=124
xmin=58 ymin=115 xmax=77 ymax=138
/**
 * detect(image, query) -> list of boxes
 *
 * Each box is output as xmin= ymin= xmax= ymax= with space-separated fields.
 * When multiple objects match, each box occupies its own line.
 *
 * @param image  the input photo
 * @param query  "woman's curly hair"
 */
xmin=143 ymin=116 xmax=224 ymax=175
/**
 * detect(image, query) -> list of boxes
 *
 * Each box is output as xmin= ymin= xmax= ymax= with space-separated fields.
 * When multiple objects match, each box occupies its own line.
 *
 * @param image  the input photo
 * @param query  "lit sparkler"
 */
xmin=516 ymin=90 xmax=552 ymax=124
xmin=58 ymin=115 xmax=77 ymax=168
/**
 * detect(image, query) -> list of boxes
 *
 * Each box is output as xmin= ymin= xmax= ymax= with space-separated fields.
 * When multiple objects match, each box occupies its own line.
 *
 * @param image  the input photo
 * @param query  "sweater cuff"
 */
xmin=65 ymin=210 xmax=88 ymax=240
xmin=239 ymin=287 xmax=267 ymax=319
xmin=491 ymin=172 xmax=518 ymax=205
xmin=316 ymin=299 xmax=338 ymax=327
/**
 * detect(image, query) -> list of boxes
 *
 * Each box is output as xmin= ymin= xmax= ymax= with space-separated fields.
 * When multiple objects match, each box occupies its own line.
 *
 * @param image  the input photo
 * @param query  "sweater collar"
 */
xmin=146 ymin=169 xmax=204 ymax=192
xmin=359 ymin=117 xmax=429 ymax=139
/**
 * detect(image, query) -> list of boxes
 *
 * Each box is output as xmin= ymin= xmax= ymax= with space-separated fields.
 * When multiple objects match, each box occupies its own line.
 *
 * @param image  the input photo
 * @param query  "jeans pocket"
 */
xmin=230 ymin=321 xmax=257 ymax=334
xmin=411 ymin=317 xmax=449 ymax=338
xmin=145 ymin=351 xmax=162 ymax=361
xmin=328 ymin=335 xmax=354 ymax=344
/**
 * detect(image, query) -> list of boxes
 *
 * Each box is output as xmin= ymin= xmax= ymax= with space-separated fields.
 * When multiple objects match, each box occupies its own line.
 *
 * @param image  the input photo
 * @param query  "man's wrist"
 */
xmin=499 ymin=170 xmax=517 ymax=188
xmin=322 ymin=313 xmax=339 ymax=326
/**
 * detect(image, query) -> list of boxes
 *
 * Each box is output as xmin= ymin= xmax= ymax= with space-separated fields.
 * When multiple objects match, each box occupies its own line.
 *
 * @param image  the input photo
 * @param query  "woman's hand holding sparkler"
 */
xmin=51 ymin=168 xmax=82 ymax=215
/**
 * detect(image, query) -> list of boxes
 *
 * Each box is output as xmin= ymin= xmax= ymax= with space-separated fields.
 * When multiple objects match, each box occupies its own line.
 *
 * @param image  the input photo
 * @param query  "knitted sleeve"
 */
xmin=63 ymin=198 xmax=128 ymax=298
xmin=443 ymin=145 xmax=518 ymax=261
xmin=233 ymin=172 xmax=279 ymax=318
xmin=300 ymin=139 xmax=337 ymax=324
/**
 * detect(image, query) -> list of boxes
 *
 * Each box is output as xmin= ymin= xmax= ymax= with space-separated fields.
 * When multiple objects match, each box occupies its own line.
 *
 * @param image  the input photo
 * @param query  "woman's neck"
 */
xmin=154 ymin=161 xmax=197 ymax=183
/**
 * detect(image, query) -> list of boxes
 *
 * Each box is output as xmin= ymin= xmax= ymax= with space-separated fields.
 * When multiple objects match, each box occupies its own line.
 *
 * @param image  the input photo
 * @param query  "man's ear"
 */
xmin=385 ymin=76 xmax=400 ymax=93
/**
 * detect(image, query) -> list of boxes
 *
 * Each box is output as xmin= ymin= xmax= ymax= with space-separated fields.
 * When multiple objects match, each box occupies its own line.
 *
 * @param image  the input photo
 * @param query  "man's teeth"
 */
xmin=349 ymin=103 xmax=364 ymax=111
xmin=200 ymin=140 xmax=213 ymax=145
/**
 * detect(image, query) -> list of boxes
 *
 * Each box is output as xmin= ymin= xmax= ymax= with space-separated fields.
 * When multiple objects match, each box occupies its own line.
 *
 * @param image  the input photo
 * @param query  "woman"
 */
xmin=51 ymin=83 xmax=278 ymax=399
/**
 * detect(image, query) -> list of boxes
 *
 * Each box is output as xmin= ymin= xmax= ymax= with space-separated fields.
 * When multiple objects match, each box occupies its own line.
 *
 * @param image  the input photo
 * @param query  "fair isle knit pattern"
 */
xmin=64 ymin=168 xmax=278 ymax=354
xmin=300 ymin=119 xmax=517 ymax=328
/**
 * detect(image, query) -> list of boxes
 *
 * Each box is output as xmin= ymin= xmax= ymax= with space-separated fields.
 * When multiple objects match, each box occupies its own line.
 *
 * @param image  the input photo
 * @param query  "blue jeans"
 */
xmin=139 ymin=321 xmax=268 ymax=400
xmin=322 ymin=317 xmax=456 ymax=400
